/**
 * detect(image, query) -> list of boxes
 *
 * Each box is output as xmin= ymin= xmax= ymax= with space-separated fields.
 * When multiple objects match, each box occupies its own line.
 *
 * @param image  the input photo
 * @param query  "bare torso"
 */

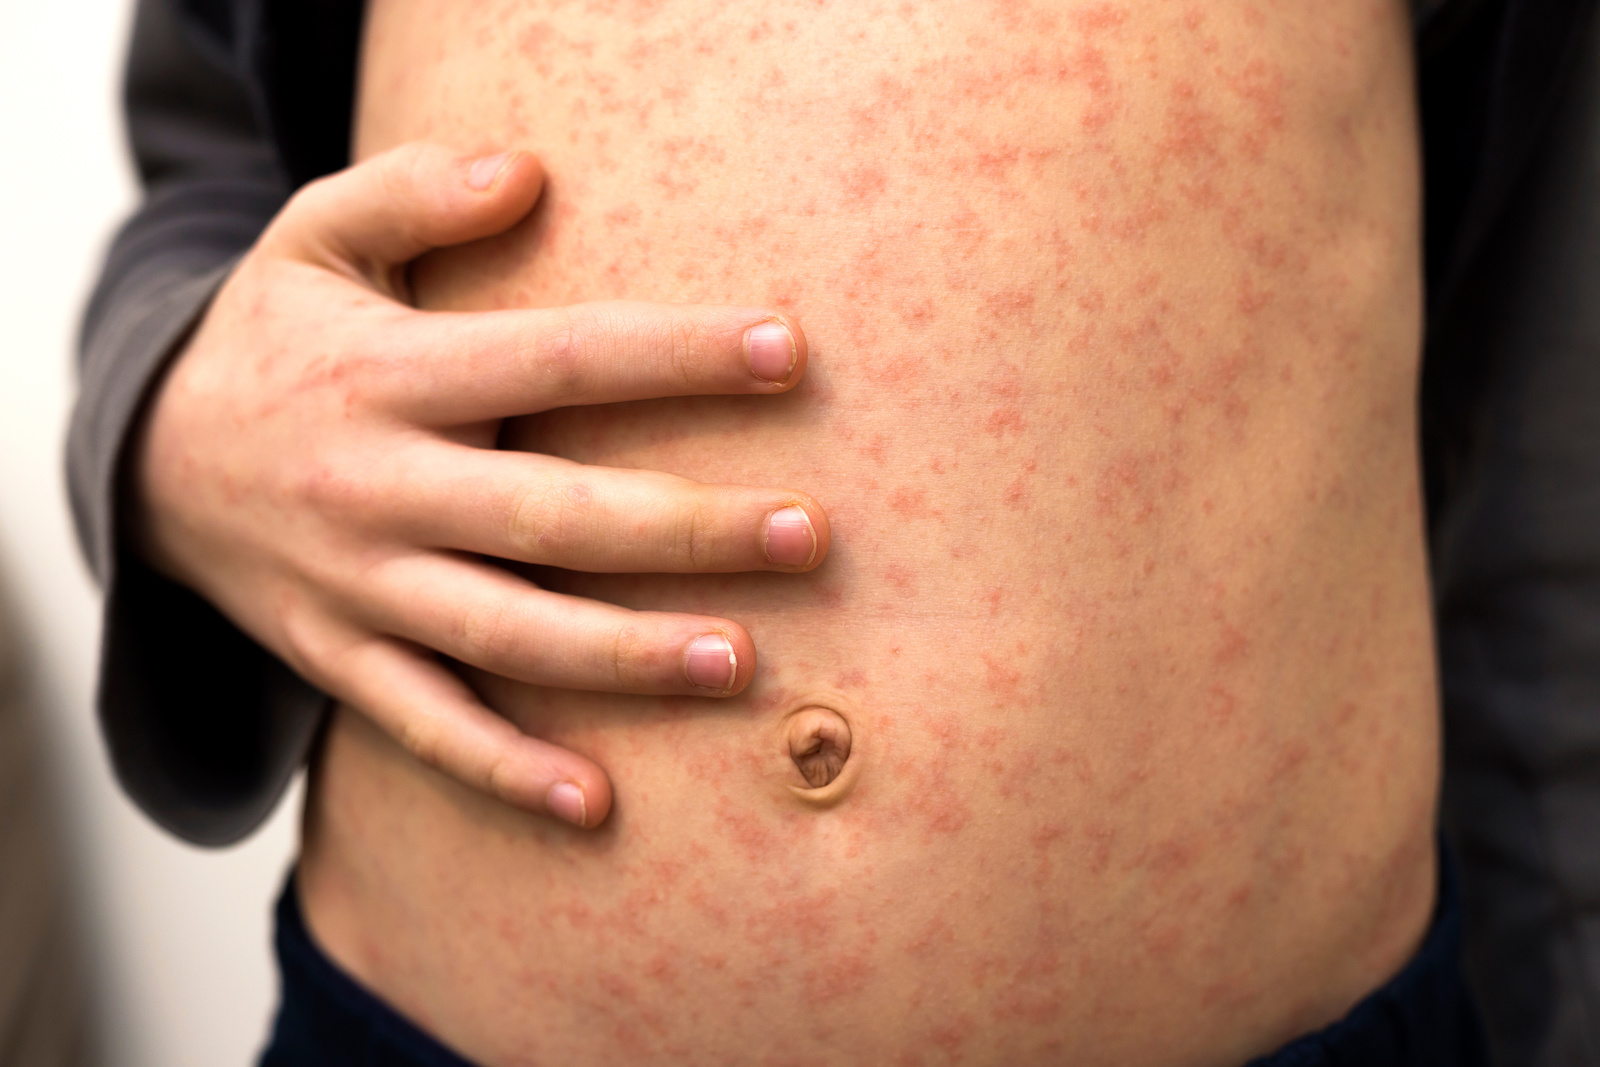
xmin=298 ymin=2 xmax=1440 ymax=1063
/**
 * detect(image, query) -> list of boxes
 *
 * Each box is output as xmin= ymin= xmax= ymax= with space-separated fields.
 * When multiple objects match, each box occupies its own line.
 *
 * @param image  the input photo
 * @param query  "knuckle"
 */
xmin=273 ymin=598 xmax=364 ymax=696
xmin=506 ymin=478 xmax=588 ymax=562
xmin=667 ymin=316 xmax=707 ymax=386
xmin=480 ymin=747 xmax=518 ymax=801
xmin=383 ymin=142 xmax=431 ymax=198
xmin=268 ymin=178 xmax=336 ymax=252
xmin=284 ymin=173 xmax=335 ymax=220
xmin=533 ymin=309 xmax=589 ymax=399
xmin=284 ymin=454 xmax=374 ymax=520
xmin=605 ymin=623 xmax=649 ymax=687
xmin=666 ymin=489 xmax=714 ymax=568
xmin=458 ymin=595 xmax=524 ymax=666
xmin=646 ymin=314 xmax=702 ymax=389
xmin=272 ymin=595 xmax=326 ymax=679
xmin=397 ymin=712 xmax=447 ymax=774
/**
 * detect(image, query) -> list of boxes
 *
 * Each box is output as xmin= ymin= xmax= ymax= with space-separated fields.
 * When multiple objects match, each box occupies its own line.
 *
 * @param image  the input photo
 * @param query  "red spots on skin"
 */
xmin=745 ymin=886 xmax=841 ymax=953
xmin=1225 ymin=59 xmax=1288 ymax=158
xmin=906 ymin=914 xmax=957 ymax=958
xmin=868 ymin=355 xmax=924 ymax=386
xmin=1107 ymin=728 xmax=1156 ymax=804
xmin=983 ymin=289 xmax=1035 ymax=320
xmin=1236 ymin=271 xmax=1272 ymax=315
xmin=643 ymin=953 xmax=680 ymax=988
xmin=1069 ymin=45 xmax=1119 ymax=133
xmin=362 ymin=5 xmax=1432 ymax=1048
xmin=645 ymin=857 xmax=684 ymax=890
xmin=1050 ymin=746 xmax=1095 ymax=787
xmin=888 ymin=486 xmax=928 ymax=516
xmin=801 ymin=948 xmax=877 ymax=1005
xmin=974 ymin=725 xmax=1006 ymax=753
xmin=1211 ymin=617 xmax=1250 ymax=666
xmin=765 ymin=282 xmax=805 ymax=309
xmin=884 ymin=563 xmax=917 ymax=596
xmin=1267 ymin=737 xmax=1311 ymax=785
xmin=945 ymin=207 xmax=991 ymax=260
xmin=971 ymin=145 xmax=1024 ymax=182
xmin=834 ymin=667 xmax=868 ymax=690
xmin=991 ymin=952 xmax=1066 ymax=1025
xmin=888 ymin=708 xmax=975 ymax=837
xmin=1093 ymin=448 xmax=1175 ymax=524
xmin=812 ymin=582 xmax=845 ymax=608
xmin=900 ymin=298 xmax=936 ymax=330
xmin=749 ymin=684 xmax=795 ymax=713
xmin=1199 ymin=970 xmax=1260 ymax=1010
xmin=1027 ymin=820 xmax=1067 ymax=886
xmin=1141 ymin=919 xmax=1186 ymax=962
xmin=995 ymin=743 xmax=1040 ymax=802
xmin=1139 ymin=835 xmax=1200 ymax=879
xmin=546 ymin=897 xmax=596 ymax=931
xmin=1002 ymin=474 xmax=1030 ymax=509
xmin=1072 ymin=2 xmax=1129 ymax=34
xmin=1206 ymin=681 xmax=1239 ymax=724
xmin=1081 ymin=820 xmax=1117 ymax=876
xmin=841 ymin=164 xmax=889 ymax=203
xmin=981 ymin=653 xmax=1022 ymax=695
xmin=930 ymin=1013 xmax=981 ymax=1057
xmin=1162 ymin=79 xmax=1225 ymax=165
xmin=713 ymin=797 xmax=784 ymax=862
xmin=514 ymin=20 xmax=563 ymax=77
xmin=986 ymin=406 xmax=1026 ymax=437
xmin=682 ymin=878 xmax=732 ymax=931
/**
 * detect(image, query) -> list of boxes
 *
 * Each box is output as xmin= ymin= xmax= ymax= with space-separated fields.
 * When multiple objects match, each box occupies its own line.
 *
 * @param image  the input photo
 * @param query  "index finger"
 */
xmin=379 ymin=302 xmax=808 ymax=424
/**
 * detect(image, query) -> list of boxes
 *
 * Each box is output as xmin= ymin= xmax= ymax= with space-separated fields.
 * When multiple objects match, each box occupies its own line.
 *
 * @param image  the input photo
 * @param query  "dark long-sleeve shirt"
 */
xmin=69 ymin=0 xmax=1600 ymax=1061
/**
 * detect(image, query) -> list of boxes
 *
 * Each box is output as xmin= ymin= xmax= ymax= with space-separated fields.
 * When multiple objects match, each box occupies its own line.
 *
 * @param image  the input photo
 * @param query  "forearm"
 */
xmin=71 ymin=0 xmax=309 ymax=845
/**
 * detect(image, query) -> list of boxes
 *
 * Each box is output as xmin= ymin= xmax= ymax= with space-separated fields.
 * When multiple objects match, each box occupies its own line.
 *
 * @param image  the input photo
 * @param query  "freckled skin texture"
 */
xmin=298 ymin=1 xmax=1438 ymax=1064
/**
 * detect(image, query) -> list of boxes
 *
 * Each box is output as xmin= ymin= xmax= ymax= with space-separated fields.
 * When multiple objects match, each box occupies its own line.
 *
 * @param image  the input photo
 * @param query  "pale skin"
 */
xmin=141 ymin=0 xmax=1441 ymax=1063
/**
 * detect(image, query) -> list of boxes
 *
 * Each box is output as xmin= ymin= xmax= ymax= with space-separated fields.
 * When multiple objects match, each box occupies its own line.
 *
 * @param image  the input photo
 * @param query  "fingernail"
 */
xmin=746 ymin=321 xmax=797 ymax=383
xmin=468 ymin=152 xmax=514 ymax=190
xmin=546 ymin=782 xmax=587 ymax=827
xmin=763 ymin=506 xmax=817 ymax=567
xmin=686 ymin=633 xmax=737 ymax=691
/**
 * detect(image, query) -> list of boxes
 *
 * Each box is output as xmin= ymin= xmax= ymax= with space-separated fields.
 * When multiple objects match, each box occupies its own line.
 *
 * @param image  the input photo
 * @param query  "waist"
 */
xmin=301 ymin=558 xmax=1440 ymax=1065
xmin=268 ymin=842 xmax=1484 ymax=1067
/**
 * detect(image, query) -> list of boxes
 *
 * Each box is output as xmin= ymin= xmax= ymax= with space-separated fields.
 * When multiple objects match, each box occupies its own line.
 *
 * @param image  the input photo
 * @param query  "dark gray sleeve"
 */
xmin=68 ymin=0 xmax=326 ymax=847
xmin=1432 ymin=9 xmax=1600 ymax=1064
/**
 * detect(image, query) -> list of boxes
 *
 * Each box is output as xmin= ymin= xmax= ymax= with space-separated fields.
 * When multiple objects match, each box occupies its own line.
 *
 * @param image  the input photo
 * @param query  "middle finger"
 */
xmin=389 ymin=445 xmax=830 ymax=573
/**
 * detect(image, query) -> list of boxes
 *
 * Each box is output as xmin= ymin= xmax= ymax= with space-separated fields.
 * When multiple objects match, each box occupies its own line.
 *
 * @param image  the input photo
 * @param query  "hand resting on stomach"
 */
xmin=298 ymin=2 xmax=1440 ymax=1063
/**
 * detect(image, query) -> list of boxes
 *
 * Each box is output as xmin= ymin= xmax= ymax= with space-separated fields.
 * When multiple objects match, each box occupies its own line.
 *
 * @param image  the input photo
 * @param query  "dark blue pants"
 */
xmin=262 ymin=856 xmax=1487 ymax=1066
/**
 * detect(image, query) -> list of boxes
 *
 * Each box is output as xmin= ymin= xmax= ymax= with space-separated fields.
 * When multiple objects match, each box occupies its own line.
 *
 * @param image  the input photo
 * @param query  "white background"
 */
xmin=0 ymin=1 xmax=299 ymax=1064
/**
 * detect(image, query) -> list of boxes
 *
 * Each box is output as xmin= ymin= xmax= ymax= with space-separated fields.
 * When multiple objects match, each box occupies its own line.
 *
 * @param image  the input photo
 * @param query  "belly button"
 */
xmin=781 ymin=705 xmax=859 ymax=806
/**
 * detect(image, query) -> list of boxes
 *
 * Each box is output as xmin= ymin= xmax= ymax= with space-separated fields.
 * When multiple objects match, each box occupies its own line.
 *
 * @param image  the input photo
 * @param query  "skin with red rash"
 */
xmin=297 ymin=1 xmax=1436 ymax=1064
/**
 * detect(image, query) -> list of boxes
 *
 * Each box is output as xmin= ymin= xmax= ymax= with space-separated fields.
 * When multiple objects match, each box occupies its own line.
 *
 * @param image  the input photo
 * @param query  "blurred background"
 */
xmin=0 ymin=1 xmax=299 ymax=1064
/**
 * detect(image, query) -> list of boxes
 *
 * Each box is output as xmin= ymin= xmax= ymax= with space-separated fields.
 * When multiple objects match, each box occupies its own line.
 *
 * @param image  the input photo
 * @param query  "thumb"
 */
xmin=266 ymin=141 xmax=544 ymax=279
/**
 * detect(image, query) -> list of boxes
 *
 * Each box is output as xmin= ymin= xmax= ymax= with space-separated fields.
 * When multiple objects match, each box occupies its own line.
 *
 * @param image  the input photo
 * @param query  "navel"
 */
xmin=778 ymin=703 xmax=860 ymax=806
